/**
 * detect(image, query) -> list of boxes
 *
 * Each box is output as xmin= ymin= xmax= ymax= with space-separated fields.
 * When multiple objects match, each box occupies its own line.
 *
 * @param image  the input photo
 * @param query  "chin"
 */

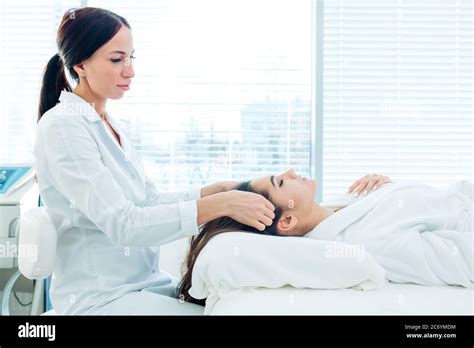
xmin=109 ymin=92 xmax=125 ymax=100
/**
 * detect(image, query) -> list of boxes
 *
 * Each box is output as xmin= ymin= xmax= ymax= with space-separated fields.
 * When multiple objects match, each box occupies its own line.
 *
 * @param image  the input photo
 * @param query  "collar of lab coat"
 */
xmin=58 ymin=90 xmax=102 ymax=122
xmin=58 ymin=90 xmax=134 ymax=158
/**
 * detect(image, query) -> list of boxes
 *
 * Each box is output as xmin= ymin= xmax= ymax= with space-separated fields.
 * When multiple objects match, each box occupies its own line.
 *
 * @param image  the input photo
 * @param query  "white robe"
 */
xmin=304 ymin=180 xmax=474 ymax=288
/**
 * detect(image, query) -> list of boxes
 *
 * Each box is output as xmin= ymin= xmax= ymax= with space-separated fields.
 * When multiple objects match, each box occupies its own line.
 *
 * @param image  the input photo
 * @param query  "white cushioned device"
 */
xmin=18 ymin=207 xmax=57 ymax=280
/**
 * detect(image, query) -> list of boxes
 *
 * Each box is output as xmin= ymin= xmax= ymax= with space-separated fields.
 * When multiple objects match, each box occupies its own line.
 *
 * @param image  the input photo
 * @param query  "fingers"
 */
xmin=263 ymin=207 xmax=276 ymax=220
xmin=263 ymin=199 xmax=275 ymax=212
xmin=260 ymin=196 xmax=276 ymax=221
xmin=245 ymin=194 xmax=276 ymax=231
xmin=252 ymin=192 xmax=275 ymax=211
xmin=241 ymin=214 xmax=269 ymax=232
xmin=374 ymin=176 xmax=392 ymax=190
xmin=260 ymin=203 xmax=275 ymax=227
xmin=353 ymin=184 xmax=366 ymax=197
xmin=365 ymin=174 xmax=379 ymax=192
xmin=347 ymin=174 xmax=392 ymax=197
xmin=231 ymin=192 xmax=276 ymax=231
xmin=347 ymin=173 xmax=371 ymax=193
xmin=371 ymin=177 xmax=385 ymax=191
xmin=253 ymin=221 xmax=266 ymax=231
xmin=350 ymin=174 xmax=382 ymax=196
xmin=352 ymin=178 xmax=370 ymax=196
xmin=347 ymin=179 xmax=361 ymax=193
xmin=260 ymin=214 xmax=273 ymax=227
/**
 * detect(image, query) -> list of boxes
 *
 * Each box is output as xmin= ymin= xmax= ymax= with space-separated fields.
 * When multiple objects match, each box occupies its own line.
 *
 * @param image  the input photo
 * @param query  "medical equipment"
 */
xmin=0 ymin=165 xmax=37 ymax=268
xmin=0 ymin=165 xmax=45 ymax=315
xmin=1 ymin=207 xmax=57 ymax=315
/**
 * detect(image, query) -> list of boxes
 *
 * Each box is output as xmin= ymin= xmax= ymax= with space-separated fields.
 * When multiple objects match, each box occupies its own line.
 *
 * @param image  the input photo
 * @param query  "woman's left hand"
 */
xmin=347 ymin=174 xmax=392 ymax=197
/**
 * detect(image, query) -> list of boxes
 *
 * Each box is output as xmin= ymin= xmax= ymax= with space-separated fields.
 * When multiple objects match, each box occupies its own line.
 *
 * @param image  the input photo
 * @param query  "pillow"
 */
xmin=188 ymin=232 xmax=387 ymax=311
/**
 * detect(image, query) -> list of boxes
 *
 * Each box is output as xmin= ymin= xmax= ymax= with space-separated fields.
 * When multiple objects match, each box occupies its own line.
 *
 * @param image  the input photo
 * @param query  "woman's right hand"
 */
xmin=224 ymin=190 xmax=276 ymax=231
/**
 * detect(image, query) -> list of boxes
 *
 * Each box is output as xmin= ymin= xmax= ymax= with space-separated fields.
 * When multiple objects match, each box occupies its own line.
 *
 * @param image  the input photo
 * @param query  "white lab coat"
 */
xmin=307 ymin=180 xmax=474 ymax=288
xmin=34 ymin=91 xmax=203 ymax=314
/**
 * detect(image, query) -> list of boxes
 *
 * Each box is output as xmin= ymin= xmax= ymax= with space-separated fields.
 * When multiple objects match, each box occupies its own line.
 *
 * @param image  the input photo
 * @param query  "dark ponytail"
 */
xmin=37 ymin=7 xmax=131 ymax=122
xmin=37 ymin=53 xmax=72 ymax=121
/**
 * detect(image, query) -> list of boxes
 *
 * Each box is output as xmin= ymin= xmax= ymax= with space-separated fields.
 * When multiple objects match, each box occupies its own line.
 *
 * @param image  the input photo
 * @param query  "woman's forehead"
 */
xmin=251 ymin=175 xmax=273 ymax=192
xmin=99 ymin=26 xmax=133 ymax=52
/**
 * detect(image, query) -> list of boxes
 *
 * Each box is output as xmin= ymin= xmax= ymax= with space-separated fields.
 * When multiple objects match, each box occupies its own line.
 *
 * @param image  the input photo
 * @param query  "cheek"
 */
xmin=92 ymin=63 xmax=120 ymax=84
xmin=278 ymin=189 xmax=298 ymax=210
xmin=286 ymin=185 xmax=312 ymax=209
xmin=276 ymin=184 xmax=311 ymax=210
xmin=105 ymin=66 xmax=122 ymax=84
xmin=271 ymin=193 xmax=292 ymax=211
xmin=92 ymin=64 xmax=124 ymax=96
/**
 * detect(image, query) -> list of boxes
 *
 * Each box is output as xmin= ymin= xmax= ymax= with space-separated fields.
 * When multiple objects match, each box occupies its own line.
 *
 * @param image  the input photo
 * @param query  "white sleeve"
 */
xmin=35 ymin=116 xmax=199 ymax=247
xmin=145 ymin=175 xmax=201 ymax=205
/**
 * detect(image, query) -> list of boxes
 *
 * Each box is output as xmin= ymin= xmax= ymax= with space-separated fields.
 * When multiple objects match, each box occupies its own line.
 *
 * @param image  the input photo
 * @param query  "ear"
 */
xmin=73 ymin=63 xmax=86 ymax=78
xmin=276 ymin=214 xmax=299 ymax=236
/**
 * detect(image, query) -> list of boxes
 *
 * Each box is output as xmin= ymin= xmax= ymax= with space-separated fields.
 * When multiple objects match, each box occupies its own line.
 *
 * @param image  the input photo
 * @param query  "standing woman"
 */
xmin=35 ymin=7 xmax=275 ymax=315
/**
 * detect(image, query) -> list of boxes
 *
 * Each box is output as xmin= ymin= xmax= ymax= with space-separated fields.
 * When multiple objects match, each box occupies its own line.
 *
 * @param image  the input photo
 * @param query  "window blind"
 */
xmin=88 ymin=0 xmax=313 ymax=191
xmin=322 ymin=0 xmax=473 ymax=199
xmin=0 ymin=0 xmax=82 ymax=164
xmin=4 ymin=1 xmax=471 ymax=200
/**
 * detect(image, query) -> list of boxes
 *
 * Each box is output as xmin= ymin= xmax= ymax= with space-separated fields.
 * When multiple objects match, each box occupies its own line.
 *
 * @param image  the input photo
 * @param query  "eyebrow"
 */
xmin=270 ymin=175 xmax=276 ymax=188
xmin=108 ymin=49 xmax=135 ymax=55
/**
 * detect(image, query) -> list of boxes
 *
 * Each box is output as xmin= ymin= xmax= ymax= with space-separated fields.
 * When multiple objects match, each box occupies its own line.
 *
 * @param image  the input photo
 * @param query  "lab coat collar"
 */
xmin=105 ymin=114 xmax=132 ymax=153
xmin=58 ymin=90 xmax=101 ymax=122
xmin=58 ymin=90 xmax=144 ymax=181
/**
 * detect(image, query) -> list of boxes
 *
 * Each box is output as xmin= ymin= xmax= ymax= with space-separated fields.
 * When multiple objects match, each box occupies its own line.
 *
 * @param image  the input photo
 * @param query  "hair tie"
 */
xmin=55 ymin=52 xmax=64 ymax=63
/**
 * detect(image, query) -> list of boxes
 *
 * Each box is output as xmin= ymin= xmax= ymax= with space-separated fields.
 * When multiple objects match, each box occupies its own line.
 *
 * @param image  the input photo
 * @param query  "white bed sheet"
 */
xmin=208 ymin=283 xmax=474 ymax=315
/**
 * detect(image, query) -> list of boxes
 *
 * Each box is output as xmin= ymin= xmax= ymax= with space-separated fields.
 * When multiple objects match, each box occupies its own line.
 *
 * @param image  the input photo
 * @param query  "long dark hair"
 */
xmin=176 ymin=181 xmax=284 ymax=306
xmin=37 ymin=7 xmax=131 ymax=121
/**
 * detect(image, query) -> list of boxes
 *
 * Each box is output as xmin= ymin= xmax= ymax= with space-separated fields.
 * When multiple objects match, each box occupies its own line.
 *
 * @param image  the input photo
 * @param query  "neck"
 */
xmin=305 ymin=203 xmax=334 ymax=232
xmin=73 ymin=83 xmax=107 ymax=120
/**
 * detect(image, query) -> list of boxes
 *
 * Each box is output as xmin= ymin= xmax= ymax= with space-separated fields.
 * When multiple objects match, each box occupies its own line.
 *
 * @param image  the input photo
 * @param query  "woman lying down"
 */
xmin=178 ymin=170 xmax=473 ymax=305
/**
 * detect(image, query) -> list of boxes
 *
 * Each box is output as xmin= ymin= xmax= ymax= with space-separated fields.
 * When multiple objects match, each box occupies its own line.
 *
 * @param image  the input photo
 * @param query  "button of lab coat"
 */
xmin=130 ymin=173 xmax=136 ymax=179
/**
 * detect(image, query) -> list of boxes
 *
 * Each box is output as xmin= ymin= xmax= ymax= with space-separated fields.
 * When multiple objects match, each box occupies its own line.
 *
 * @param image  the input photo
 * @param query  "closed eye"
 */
xmin=111 ymin=55 xmax=136 ymax=63
xmin=279 ymin=179 xmax=283 ymax=187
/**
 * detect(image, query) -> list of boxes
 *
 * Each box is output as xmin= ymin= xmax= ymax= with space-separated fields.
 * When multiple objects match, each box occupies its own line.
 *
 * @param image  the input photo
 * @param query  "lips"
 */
xmin=117 ymin=84 xmax=130 ymax=91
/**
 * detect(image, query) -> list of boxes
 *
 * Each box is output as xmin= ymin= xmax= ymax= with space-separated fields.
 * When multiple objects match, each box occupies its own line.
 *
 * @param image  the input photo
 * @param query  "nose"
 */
xmin=282 ymin=168 xmax=297 ymax=179
xmin=123 ymin=59 xmax=135 ymax=79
